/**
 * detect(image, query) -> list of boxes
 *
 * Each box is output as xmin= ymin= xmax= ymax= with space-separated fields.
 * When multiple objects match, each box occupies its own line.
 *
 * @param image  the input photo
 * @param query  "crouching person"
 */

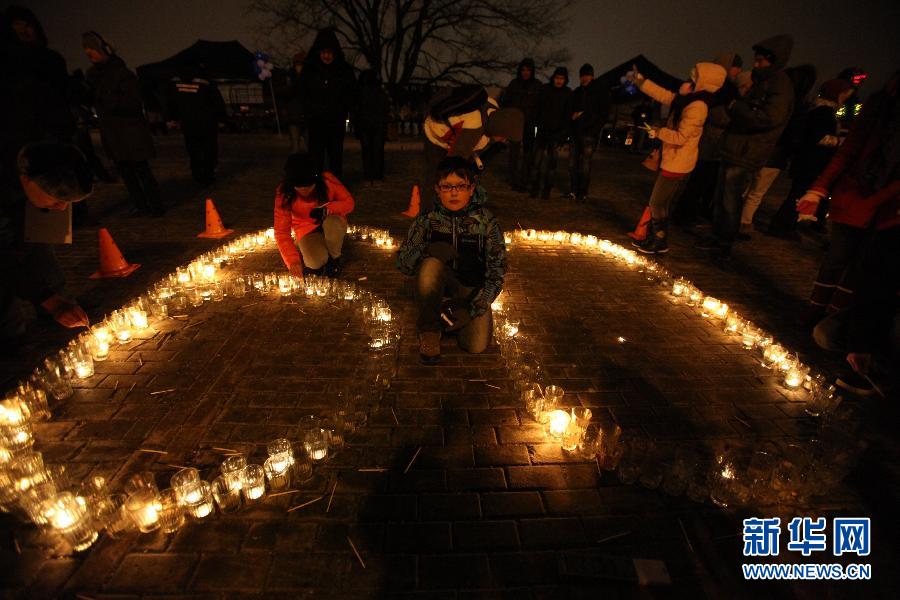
xmin=397 ymin=157 xmax=506 ymax=364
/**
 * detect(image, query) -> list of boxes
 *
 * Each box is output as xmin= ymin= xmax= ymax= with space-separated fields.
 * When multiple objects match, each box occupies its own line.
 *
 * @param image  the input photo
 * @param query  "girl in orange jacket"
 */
xmin=274 ymin=153 xmax=354 ymax=277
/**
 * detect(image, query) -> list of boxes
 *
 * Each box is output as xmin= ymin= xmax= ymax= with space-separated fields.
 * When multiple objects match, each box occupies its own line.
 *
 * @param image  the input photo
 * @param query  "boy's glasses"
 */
xmin=436 ymin=183 xmax=473 ymax=193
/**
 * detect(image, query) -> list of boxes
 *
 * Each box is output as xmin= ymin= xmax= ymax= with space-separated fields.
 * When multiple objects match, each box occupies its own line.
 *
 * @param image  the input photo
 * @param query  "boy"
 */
xmin=397 ymin=157 xmax=506 ymax=364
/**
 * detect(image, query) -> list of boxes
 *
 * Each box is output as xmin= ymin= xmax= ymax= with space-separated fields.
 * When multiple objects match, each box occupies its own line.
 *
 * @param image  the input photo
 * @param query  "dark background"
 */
xmin=25 ymin=0 xmax=900 ymax=94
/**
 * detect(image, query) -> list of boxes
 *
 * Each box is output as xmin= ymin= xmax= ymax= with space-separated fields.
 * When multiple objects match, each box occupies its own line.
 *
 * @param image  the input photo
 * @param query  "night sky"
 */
xmin=24 ymin=0 xmax=900 ymax=94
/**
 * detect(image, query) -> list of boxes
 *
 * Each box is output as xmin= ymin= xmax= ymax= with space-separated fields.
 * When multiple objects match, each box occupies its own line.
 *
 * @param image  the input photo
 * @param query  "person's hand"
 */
xmin=647 ymin=128 xmax=658 ymax=139
xmin=427 ymin=241 xmax=458 ymax=263
xmin=309 ymin=206 xmax=327 ymax=225
xmin=41 ymin=295 xmax=89 ymax=328
xmin=289 ymin=263 xmax=304 ymax=280
xmin=440 ymin=299 xmax=472 ymax=331
xmin=571 ymin=111 xmax=584 ymax=120
xmin=796 ymin=191 xmax=824 ymax=220
xmin=626 ymin=64 xmax=644 ymax=84
xmin=846 ymin=352 xmax=872 ymax=376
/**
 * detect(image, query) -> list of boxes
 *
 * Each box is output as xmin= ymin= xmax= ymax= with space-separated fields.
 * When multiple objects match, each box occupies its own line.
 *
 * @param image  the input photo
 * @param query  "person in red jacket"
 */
xmin=797 ymin=69 xmax=900 ymax=325
xmin=274 ymin=153 xmax=354 ymax=278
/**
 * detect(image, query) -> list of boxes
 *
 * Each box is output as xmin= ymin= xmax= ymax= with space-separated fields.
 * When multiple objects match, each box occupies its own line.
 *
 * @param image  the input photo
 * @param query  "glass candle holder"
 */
xmin=267 ymin=438 xmax=294 ymax=463
xmin=700 ymin=296 xmax=721 ymax=318
xmin=123 ymin=471 xmax=159 ymax=497
xmin=543 ymin=409 xmax=571 ymax=440
xmin=96 ymin=493 xmax=134 ymax=538
xmin=264 ymin=456 xmax=292 ymax=491
xmin=129 ymin=307 xmax=149 ymax=330
xmin=157 ymin=488 xmax=186 ymax=533
xmin=686 ymin=287 xmax=704 ymax=307
xmin=210 ymin=282 xmax=225 ymax=302
xmin=18 ymin=383 xmax=49 ymax=421
xmin=46 ymin=492 xmax=98 ymax=552
xmin=125 ymin=489 xmax=161 ymax=533
xmin=241 ymin=465 xmax=265 ymax=503
xmin=10 ymin=450 xmax=46 ymax=492
xmin=597 ymin=424 xmax=623 ymax=471
xmin=0 ymin=396 xmax=31 ymax=427
xmin=302 ymin=427 xmax=329 ymax=463
xmin=35 ymin=360 xmax=73 ymax=401
xmin=784 ymin=363 xmax=809 ymax=389
xmin=522 ymin=387 xmax=544 ymax=421
xmin=762 ymin=344 xmax=788 ymax=369
xmin=291 ymin=453 xmax=314 ymax=484
xmin=561 ymin=408 xmax=592 ymax=452
xmin=90 ymin=326 xmax=112 ymax=360
xmin=211 ymin=475 xmax=241 ymax=513
xmin=110 ymin=310 xmax=132 ymax=343
xmin=67 ymin=344 xmax=94 ymax=379
xmin=170 ymin=467 xmax=202 ymax=505
xmin=184 ymin=481 xmax=214 ymax=519
xmin=221 ymin=454 xmax=247 ymax=492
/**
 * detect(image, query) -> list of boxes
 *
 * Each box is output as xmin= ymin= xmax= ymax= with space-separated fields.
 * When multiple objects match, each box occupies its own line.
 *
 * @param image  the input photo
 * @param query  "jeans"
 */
xmin=531 ymin=135 xmax=562 ymax=194
xmin=183 ymin=131 xmax=218 ymax=183
xmin=569 ymin=133 xmax=597 ymax=198
xmin=296 ymin=215 xmax=347 ymax=269
xmin=712 ymin=163 xmax=756 ymax=246
xmin=116 ymin=160 xmax=162 ymax=213
xmin=507 ymin=121 xmax=536 ymax=188
xmin=358 ymin=126 xmax=385 ymax=181
xmin=648 ymin=174 xmax=687 ymax=220
xmin=741 ymin=166 xmax=781 ymax=225
xmin=415 ymin=257 xmax=492 ymax=353
xmin=308 ymin=121 xmax=345 ymax=177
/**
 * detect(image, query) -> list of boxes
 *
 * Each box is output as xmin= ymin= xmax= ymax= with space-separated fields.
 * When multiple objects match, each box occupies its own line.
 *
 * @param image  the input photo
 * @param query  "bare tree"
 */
xmin=246 ymin=0 xmax=572 ymax=88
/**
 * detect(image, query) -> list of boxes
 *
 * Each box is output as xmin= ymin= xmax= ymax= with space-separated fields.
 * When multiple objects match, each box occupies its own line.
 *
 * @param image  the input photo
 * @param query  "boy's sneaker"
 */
xmin=835 ymin=371 xmax=875 ymax=397
xmin=419 ymin=331 xmax=441 ymax=365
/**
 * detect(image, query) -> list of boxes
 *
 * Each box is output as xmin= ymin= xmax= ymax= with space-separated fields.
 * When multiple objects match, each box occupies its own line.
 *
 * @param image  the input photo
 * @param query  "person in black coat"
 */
xmin=530 ymin=67 xmax=571 ymax=199
xmin=168 ymin=62 xmax=228 ymax=185
xmin=283 ymin=52 xmax=307 ymax=153
xmin=83 ymin=31 xmax=163 ymax=217
xmin=354 ymin=69 xmax=390 ymax=182
xmin=568 ymin=63 xmax=610 ymax=202
xmin=501 ymin=57 xmax=542 ymax=191
xmin=298 ymin=28 xmax=357 ymax=178
xmin=768 ymin=78 xmax=855 ymax=235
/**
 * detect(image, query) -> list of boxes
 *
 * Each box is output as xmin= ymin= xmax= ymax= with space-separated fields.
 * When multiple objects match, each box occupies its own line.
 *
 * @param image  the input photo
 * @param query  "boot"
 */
xmin=627 ymin=207 xmax=652 ymax=241
xmin=418 ymin=331 xmax=441 ymax=365
xmin=635 ymin=218 xmax=669 ymax=254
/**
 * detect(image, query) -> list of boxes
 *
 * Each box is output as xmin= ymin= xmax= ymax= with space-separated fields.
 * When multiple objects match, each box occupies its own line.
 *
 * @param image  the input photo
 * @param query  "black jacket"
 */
xmin=788 ymin=102 xmax=841 ymax=185
xmin=501 ymin=59 xmax=542 ymax=123
xmin=168 ymin=75 xmax=227 ymax=135
xmin=353 ymin=70 xmax=390 ymax=131
xmin=720 ymin=34 xmax=795 ymax=169
xmin=536 ymin=84 xmax=572 ymax=139
xmin=86 ymin=55 xmax=155 ymax=161
xmin=570 ymin=79 xmax=611 ymax=136
xmin=298 ymin=29 xmax=357 ymax=124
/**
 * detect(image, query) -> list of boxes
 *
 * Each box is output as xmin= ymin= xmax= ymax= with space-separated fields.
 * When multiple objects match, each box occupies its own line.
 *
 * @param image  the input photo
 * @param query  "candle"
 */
xmin=504 ymin=233 xmax=513 ymax=244
xmin=221 ymin=455 xmax=247 ymax=492
xmin=264 ymin=456 xmax=292 ymax=491
xmin=784 ymin=367 xmax=804 ymax=388
xmin=47 ymin=492 xmax=99 ymax=552
xmin=130 ymin=308 xmax=149 ymax=330
xmin=585 ymin=235 xmax=598 ymax=247
xmin=0 ymin=397 xmax=30 ymax=426
xmin=212 ymin=475 xmax=241 ymax=513
xmin=157 ymin=488 xmax=185 ymax=533
xmin=546 ymin=409 xmax=571 ymax=439
xmin=375 ymin=307 xmax=392 ymax=322
xmin=241 ymin=465 xmax=266 ymax=502
xmin=91 ymin=326 xmax=111 ymax=360
xmin=385 ymin=237 xmax=395 ymax=248
xmin=186 ymin=481 xmax=214 ymax=518
xmin=126 ymin=490 xmax=160 ymax=532
xmin=701 ymin=297 xmax=721 ymax=318
xmin=763 ymin=344 xmax=788 ymax=369
xmin=502 ymin=321 xmax=520 ymax=338
xmin=570 ymin=232 xmax=583 ymax=245
xmin=724 ymin=315 xmax=742 ymax=335
xmin=201 ymin=263 xmax=216 ymax=280
xmin=672 ymin=278 xmax=686 ymax=297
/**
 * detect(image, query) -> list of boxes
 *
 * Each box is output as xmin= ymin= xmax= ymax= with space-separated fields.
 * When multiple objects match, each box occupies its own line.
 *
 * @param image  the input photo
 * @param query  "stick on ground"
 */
xmin=404 ymin=446 xmax=422 ymax=474
xmin=287 ymin=495 xmax=323 ymax=512
xmin=347 ymin=536 xmax=366 ymax=569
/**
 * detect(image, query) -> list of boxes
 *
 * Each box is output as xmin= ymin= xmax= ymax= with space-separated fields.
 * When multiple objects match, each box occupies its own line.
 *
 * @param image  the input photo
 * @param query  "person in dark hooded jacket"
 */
xmin=569 ymin=63 xmax=611 ymax=202
xmin=530 ymin=67 xmax=572 ymax=199
xmin=354 ymin=69 xmax=390 ymax=182
xmin=82 ymin=31 xmax=163 ymax=217
xmin=501 ymin=58 xmax=542 ymax=190
xmin=298 ymin=28 xmax=357 ymax=178
xmin=696 ymin=34 xmax=794 ymax=255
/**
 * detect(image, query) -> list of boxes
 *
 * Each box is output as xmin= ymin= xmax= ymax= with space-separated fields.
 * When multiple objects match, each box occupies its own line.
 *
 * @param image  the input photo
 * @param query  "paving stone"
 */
xmin=453 ymin=521 xmax=519 ymax=550
xmin=191 ymin=554 xmax=271 ymax=591
xmin=107 ymin=553 xmax=197 ymax=593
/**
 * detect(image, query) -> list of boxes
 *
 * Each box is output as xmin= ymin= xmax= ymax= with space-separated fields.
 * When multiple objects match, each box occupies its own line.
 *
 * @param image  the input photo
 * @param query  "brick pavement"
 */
xmin=2 ymin=134 xmax=899 ymax=598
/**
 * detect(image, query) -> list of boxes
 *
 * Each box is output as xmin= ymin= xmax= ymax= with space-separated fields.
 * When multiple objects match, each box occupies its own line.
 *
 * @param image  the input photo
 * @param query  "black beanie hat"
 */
xmin=552 ymin=66 xmax=569 ymax=84
xmin=579 ymin=63 xmax=594 ymax=77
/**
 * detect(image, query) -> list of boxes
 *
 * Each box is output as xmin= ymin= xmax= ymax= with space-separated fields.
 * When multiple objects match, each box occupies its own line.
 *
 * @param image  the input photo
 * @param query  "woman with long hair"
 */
xmin=273 ymin=153 xmax=354 ymax=278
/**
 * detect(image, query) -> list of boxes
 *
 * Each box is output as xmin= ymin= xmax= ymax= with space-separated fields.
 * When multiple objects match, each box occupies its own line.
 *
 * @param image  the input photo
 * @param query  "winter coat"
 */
xmin=354 ymin=71 xmax=390 ymax=132
xmin=500 ymin=59 xmax=542 ymax=123
xmin=167 ymin=76 xmax=227 ymax=136
xmin=764 ymin=64 xmax=818 ymax=169
xmin=697 ymin=79 xmax=739 ymax=161
xmin=424 ymin=95 xmax=500 ymax=158
xmin=719 ymin=34 xmax=795 ymax=169
xmin=396 ymin=186 xmax=506 ymax=317
xmin=535 ymin=83 xmax=572 ymax=140
xmin=788 ymin=100 xmax=841 ymax=186
xmin=810 ymin=91 xmax=900 ymax=231
xmin=638 ymin=63 xmax=727 ymax=174
xmin=298 ymin=29 xmax=357 ymax=125
xmin=570 ymin=78 xmax=611 ymax=137
xmin=283 ymin=71 xmax=305 ymax=127
xmin=86 ymin=55 xmax=155 ymax=162
xmin=274 ymin=173 xmax=355 ymax=270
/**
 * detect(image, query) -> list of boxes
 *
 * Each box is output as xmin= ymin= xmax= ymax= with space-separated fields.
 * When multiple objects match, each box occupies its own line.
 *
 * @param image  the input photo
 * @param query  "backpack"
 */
xmin=429 ymin=85 xmax=489 ymax=124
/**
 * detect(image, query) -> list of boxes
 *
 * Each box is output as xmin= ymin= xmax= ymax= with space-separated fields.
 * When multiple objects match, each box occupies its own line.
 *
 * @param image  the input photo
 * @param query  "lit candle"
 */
xmin=502 ymin=321 xmax=519 ymax=338
xmin=126 ymin=490 xmax=160 ymax=533
xmin=241 ymin=465 xmax=266 ymax=502
xmin=221 ymin=455 xmax=247 ymax=492
xmin=186 ymin=481 xmax=214 ymax=519
xmin=385 ymin=237 xmax=395 ymax=248
xmin=784 ymin=366 xmax=805 ymax=388
xmin=91 ymin=326 xmax=111 ymax=360
xmin=584 ymin=235 xmax=598 ymax=247
xmin=47 ymin=492 xmax=98 ymax=551
xmin=376 ymin=307 xmax=392 ymax=322
xmin=130 ymin=309 xmax=149 ymax=330
xmin=672 ymin=278 xmax=686 ymax=297
xmin=0 ymin=397 xmax=29 ymax=426
xmin=264 ymin=456 xmax=292 ymax=490
xmin=504 ymin=233 xmax=513 ymax=244
xmin=724 ymin=314 xmax=742 ymax=334
xmin=701 ymin=297 xmax=721 ymax=318
xmin=763 ymin=344 xmax=788 ymax=369
xmin=570 ymin=233 xmax=583 ymax=245
xmin=546 ymin=409 xmax=571 ymax=439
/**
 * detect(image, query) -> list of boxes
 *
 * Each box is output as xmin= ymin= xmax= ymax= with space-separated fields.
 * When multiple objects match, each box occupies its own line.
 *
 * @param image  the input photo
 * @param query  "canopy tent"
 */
xmin=597 ymin=54 xmax=684 ymax=102
xmin=136 ymin=40 xmax=257 ymax=86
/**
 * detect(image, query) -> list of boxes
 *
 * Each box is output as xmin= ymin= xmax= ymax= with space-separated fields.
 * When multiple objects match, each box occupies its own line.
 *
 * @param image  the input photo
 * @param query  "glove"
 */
xmin=427 ymin=241 xmax=458 ymax=263
xmin=796 ymin=191 xmax=823 ymax=221
xmin=647 ymin=128 xmax=658 ymax=140
xmin=309 ymin=206 xmax=327 ymax=225
xmin=439 ymin=299 xmax=472 ymax=332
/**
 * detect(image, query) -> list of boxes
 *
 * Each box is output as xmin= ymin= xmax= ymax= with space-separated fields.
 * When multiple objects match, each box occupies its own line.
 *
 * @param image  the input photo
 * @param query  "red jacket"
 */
xmin=810 ymin=96 xmax=900 ymax=230
xmin=274 ymin=172 xmax=354 ymax=269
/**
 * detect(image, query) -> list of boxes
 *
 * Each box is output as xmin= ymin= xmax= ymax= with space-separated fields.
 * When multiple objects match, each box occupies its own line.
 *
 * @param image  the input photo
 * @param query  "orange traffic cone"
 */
xmin=197 ymin=198 xmax=234 ymax=239
xmin=401 ymin=185 xmax=420 ymax=218
xmin=627 ymin=207 xmax=652 ymax=241
xmin=90 ymin=228 xmax=140 ymax=279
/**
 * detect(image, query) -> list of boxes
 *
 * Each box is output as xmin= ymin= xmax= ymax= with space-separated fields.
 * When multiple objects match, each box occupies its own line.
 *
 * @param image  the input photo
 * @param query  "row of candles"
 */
xmin=347 ymin=225 xmax=395 ymax=249
xmin=1 ymin=226 xmax=397 ymax=553
xmin=491 ymin=229 xmax=859 ymax=509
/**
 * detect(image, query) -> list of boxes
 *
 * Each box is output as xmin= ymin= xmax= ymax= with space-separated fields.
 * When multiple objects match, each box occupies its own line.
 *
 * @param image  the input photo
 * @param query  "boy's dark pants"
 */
xmin=415 ymin=257 xmax=492 ymax=353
